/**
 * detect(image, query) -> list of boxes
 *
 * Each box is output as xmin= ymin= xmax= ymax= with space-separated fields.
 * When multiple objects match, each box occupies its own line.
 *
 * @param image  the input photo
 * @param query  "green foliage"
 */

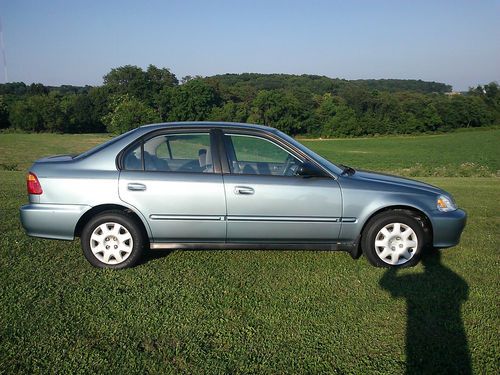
xmin=9 ymin=94 xmax=65 ymax=132
xmin=103 ymin=95 xmax=160 ymax=134
xmin=166 ymin=79 xmax=221 ymax=121
xmin=248 ymin=90 xmax=302 ymax=134
xmin=103 ymin=64 xmax=178 ymax=105
xmin=0 ymin=68 xmax=499 ymax=137
xmin=60 ymin=94 xmax=99 ymax=133
xmin=353 ymin=78 xmax=452 ymax=93
xmin=103 ymin=65 xmax=149 ymax=100
xmin=209 ymin=101 xmax=250 ymax=123
xmin=315 ymin=94 xmax=358 ymax=137
xmin=0 ymin=96 xmax=10 ymax=129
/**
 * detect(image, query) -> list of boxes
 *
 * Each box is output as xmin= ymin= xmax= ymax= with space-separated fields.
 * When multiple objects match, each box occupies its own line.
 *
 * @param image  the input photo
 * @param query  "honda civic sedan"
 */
xmin=20 ymin=122 xmax=466 ymax=269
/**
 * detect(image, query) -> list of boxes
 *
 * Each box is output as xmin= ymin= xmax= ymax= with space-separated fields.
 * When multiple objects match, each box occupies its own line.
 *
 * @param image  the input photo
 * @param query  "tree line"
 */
xmin=0 ymin=65 xmax=498 ymax=137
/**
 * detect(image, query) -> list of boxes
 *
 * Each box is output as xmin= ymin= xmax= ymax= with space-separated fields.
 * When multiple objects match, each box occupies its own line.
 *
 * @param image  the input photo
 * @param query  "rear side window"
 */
xmin=123 ymin=145 xmax=142 ymax=171
xmin=122 ymin=133 xmax=214 ymax=173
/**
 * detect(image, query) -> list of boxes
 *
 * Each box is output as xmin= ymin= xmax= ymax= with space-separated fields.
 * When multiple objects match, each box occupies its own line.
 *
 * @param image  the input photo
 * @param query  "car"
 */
xmin=20 ymin=122 xmax=466 ymax=269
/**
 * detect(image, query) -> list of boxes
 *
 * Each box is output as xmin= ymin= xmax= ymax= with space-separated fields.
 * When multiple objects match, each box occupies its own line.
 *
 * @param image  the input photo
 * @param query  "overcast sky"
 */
xmin=1 ymin=0 xmax=499 ymax=91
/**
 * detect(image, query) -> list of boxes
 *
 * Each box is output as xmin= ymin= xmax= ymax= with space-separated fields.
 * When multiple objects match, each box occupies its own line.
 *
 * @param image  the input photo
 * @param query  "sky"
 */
xmin=1 ymin=0 xmax=499 ymax=91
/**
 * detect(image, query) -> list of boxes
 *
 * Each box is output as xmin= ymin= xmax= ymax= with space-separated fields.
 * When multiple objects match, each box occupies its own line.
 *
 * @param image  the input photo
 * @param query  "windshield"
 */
xmin=275 ymin=130 xmax=344 ymax=175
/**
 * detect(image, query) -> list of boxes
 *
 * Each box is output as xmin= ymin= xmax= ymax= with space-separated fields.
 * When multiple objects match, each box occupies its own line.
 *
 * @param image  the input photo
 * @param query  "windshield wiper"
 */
xmin=339 ymin=164 xmax=356 ymax=176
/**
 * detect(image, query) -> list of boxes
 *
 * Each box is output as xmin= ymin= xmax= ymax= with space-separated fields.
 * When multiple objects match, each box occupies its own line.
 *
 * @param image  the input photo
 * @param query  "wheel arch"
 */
xmin=359 ymin=205 xmax=433 ymax=247
xmin=74 ymin=203 xmax=151 ymax=241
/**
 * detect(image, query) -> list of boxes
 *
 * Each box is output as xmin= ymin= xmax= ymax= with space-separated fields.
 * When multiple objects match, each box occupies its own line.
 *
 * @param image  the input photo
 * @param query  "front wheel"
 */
xmin=81 ymin=211 xmax=145 ymax=269
xmin=361 ymin=211 xmax=427 ymax=267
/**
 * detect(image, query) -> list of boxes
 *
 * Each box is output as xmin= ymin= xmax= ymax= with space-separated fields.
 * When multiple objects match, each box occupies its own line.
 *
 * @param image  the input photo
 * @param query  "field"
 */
xmin=0 ymin=129 xmax=498 ymax=373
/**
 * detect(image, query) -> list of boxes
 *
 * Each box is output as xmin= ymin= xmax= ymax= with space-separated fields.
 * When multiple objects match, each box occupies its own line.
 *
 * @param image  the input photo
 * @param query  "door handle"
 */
xmin=127 ymin=183 xmax=146 ymax=191
xmin=234 ymin=186 xmax=254 ymax=195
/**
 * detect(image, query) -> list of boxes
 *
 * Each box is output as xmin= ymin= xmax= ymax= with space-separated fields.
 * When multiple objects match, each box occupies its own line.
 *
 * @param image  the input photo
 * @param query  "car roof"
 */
xmin=140 ymin=121 xmax=277 ymax=133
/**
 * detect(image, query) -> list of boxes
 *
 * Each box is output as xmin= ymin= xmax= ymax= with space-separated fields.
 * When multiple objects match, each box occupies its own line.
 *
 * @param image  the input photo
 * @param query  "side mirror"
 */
xmin=296 ymin=161 xmax=325 ymax=177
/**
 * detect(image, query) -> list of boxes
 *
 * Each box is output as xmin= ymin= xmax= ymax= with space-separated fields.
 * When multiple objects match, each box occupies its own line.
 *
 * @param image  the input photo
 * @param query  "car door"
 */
xmin=118 ymin=130 xmax=226 ymax=242
xmin=221 ymin=131 xmax=343 ymax=242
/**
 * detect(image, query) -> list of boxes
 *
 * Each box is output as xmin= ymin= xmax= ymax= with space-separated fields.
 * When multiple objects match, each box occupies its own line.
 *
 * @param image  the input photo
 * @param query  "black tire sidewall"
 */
xmin=81 ymin=211 xmax=145 ymax=269
xmin=362 ymin=211 xmax=425 ymax=268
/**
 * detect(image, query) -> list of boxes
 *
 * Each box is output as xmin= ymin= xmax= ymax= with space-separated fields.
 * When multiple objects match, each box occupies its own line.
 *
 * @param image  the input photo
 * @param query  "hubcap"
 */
xmin=90 ymin=222 xmax=133 ymax=265
xmin=374 ymin=222 xmax=418 ymax=265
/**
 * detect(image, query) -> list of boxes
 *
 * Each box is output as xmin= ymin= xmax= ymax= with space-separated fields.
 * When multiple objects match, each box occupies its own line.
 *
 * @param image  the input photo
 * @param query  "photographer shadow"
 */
xmin=379 ymin=250 xmax=471 ymax=374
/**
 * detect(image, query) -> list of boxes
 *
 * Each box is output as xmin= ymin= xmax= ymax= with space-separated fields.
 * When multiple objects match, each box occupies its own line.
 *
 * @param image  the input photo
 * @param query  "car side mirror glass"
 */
xmin=296 ymin=161 xmax=325 ymax=177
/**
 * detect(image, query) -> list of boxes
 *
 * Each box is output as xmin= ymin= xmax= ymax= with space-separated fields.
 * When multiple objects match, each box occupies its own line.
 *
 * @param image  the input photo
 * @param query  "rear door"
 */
xmin=118 ymin=130 xmax=226 ymax=242
xmin=221 ymin=131 xmax=343 ymax=242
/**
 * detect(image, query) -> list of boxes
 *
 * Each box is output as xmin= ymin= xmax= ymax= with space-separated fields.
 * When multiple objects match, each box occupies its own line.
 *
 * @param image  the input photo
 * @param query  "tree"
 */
xmin=316 ymin=95 xmax=359 ymax=137
xmin=38 ymin=93 xmax=66 ymax=132
xmin=9 ymin=94 xmax=65 ymax=132
xmin=167 ymin=79 xmax=221 ymax=121
xmin=87 ymin=86 xmax=111 ymax=132
xmin=155 ymin=86 xmax=175 ymax=121
xmin=248 ymin=90 xmax=302 ymax=134
xmin=27 ymin=83 xmax=48 ymax=95
xmin=103 ymin=95 xmax=160 ymax=134
xmin=9 ymin=99 xmax=42 ymax=131
xmin=0 ymin=96 xmax=10 ymax=129
xmin=145 ymin=65 xmax=178 ymax=105
xmin=61 ymin=94 xmax=98 ymax=133
xmin=103 ymin=65 xmax=148 ymax=100
xmin=209 ymin=101 xmax=250 ymax=123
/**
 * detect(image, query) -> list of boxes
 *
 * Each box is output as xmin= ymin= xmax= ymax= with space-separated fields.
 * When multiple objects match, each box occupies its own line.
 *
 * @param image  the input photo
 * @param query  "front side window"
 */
xmin=224 ymin=134 xmax=302 ymax=176
xmin=123 ymin=133 xmax=214 ymax=173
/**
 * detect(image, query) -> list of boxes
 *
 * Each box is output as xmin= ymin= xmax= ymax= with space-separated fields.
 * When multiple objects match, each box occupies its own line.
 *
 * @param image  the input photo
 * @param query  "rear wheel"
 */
xmin=81 ymin=211 xmax=145 ymax=269
xmin=361 ymin=211 xmax=426 ymax=267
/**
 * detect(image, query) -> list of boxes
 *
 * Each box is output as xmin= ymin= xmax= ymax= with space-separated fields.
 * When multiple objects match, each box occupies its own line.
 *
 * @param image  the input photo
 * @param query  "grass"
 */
xmin=301 ymin=127 xmax=500 ymax=177
xmin=0 ymin=129 xmax=499 ymax=373
xmin=0 ymin=133 xmax=113 ymax=171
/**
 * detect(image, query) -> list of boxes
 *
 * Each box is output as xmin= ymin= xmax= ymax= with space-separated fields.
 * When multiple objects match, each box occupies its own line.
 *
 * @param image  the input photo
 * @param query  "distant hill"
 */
xmin=352 ymin=78 xmax=452 ymax=93
xmin=0 ymin=82 xmax=91 ymax=96
xmin=0 ymin=74 xmax=452 ymax=96
xmin=207 ymin=73 xmax=452 ymax=94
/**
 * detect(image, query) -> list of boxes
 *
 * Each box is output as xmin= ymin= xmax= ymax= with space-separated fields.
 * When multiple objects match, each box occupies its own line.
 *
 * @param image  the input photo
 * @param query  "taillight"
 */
xmin=27 ymin=172 xmax=43 ymax=195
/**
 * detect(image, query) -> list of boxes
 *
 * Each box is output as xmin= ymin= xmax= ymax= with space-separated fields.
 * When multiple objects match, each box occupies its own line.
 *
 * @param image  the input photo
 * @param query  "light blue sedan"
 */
xmin=20 ymin=122 xmax=466 ymax=269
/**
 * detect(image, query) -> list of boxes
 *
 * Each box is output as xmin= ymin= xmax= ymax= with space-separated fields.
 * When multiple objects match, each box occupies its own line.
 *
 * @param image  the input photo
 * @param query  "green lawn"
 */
xmin=0 ymin=133 xmax=113 ymax=171
xmin=300 ymin=127 xmax=500 ymax=177
xmin=0 ymin=129 xmax=498 ymax=373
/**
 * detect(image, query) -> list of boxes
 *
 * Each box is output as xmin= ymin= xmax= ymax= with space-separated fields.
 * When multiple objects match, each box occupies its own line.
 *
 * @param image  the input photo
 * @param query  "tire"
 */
xmin=361 ymin=210 xmax=427 ymax=268
xmin=81 ymin=210 xmax=146 ymax=269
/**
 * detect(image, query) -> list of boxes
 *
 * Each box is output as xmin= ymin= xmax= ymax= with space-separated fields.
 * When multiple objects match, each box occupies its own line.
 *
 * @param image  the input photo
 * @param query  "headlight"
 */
xmin=437 ymin=195 xmax=457 ymax=212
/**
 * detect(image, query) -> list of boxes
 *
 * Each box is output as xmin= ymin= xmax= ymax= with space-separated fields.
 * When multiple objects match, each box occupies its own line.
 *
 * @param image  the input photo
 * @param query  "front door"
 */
xmin=119 ymin=131 xmax=226 ymax=242
xmin=221 ymin=132 xmax=342 ymax=242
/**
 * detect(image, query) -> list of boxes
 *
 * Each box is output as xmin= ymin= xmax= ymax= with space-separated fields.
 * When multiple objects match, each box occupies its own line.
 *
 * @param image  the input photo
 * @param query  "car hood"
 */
xmin=351 ymin=169 xmax=444 ymax=195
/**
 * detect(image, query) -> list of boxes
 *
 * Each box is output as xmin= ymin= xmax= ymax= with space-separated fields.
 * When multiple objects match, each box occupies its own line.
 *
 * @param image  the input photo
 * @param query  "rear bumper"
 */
xmin=431 ymin=208 xmax=467 ymax=248
xmin=19 ymin=204 xmax=90 ymax=240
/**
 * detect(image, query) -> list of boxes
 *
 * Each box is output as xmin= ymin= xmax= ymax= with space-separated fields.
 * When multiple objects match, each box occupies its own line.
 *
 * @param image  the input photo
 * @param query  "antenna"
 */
xmin=0 ymin=17 xmax=7 ymax=83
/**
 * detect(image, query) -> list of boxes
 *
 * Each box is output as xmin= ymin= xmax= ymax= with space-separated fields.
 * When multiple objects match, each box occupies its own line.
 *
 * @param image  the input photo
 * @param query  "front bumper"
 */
xmin=20 ymin=204 xmax=91 ymax=240
xmin=430 ymin=208 xmax=467 ymax=248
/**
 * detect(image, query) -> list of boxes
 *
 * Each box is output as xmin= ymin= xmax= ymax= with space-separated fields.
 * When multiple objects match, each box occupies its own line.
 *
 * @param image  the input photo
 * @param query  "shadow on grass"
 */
xmin=380 ymin=250 xmax=471 ymax=374
xmin=137 ymin=249 xmax=175 ymax=266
